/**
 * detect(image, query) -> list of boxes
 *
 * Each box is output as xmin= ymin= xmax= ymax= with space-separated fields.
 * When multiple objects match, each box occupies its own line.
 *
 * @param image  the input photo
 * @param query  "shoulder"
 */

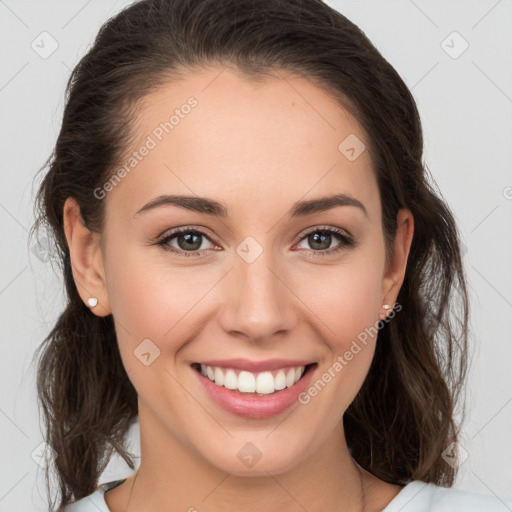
xmin=62 ymin=479 xmax=126 ymax=512
xmin=384 ymin=480 xmax=512 ymax=512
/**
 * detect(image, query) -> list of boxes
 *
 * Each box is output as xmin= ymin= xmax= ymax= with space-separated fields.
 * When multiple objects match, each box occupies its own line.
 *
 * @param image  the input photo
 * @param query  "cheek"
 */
xmin=291 ymin=248 xmax=385 ymax=408
xmin=103 ymin=250 xmax=215 ymax=417
xmin=296 ymin=256 xmax=384 ymax=345
xmin=104 ymin=246 xmax=221 ymax=362
xmin=292 ymin=265 xmax=383 ymax=420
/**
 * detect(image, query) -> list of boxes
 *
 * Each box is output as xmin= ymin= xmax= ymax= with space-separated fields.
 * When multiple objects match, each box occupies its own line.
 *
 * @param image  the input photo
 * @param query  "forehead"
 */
xmin=106 ymin=66 xmax=379 ymax=220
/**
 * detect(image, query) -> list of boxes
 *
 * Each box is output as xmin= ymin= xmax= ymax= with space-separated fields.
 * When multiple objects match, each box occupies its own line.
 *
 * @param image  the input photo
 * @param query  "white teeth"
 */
xmin=256 ymin=371 xmax=275 ymax=394
xmin=238 ymin=371 xmax=256 ymax=392
xmin=285 ymin=368 xmax=296 ymax=387
xmin=198 ymin=364 xmax=308 ymax=394
xmin=274 ymin=369 xmax=287 ymax=390
xmin=223 ymin=369 xmax=238 ymax=389
xmin=214 ymin=367 xmax=224 ymax=386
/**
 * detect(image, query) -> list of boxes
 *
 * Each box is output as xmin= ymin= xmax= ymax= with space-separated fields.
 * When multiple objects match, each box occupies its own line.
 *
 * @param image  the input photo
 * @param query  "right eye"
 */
xmin=156 ymin=228 xmax=220 ymax=257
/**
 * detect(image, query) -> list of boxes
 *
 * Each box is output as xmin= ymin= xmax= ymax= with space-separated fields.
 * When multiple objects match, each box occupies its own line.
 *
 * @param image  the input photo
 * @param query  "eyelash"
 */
xmin=154 ymin=226 xmax=356 ymax=258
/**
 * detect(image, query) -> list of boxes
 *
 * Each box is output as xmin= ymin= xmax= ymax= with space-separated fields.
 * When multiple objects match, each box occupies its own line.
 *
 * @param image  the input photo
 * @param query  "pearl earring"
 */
xmin=379 ymin=304 xmax=391 ymax=320
xmin=87 ymin=297 xmax=98 ymax=308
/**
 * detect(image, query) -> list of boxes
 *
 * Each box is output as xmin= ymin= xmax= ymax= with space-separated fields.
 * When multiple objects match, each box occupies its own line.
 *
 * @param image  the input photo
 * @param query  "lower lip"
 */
xmin=193 ymin=364 xmax=317 ymax=419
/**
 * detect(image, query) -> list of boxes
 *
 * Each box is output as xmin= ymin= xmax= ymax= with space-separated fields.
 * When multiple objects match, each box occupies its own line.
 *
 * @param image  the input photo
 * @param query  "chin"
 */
xmin=195 ymin=434 xmax=310 ymax=477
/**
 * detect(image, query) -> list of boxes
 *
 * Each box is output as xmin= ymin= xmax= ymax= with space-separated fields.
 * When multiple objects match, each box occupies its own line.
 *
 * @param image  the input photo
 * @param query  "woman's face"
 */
xmin=82 ymin=66 xmax=412 ymax=475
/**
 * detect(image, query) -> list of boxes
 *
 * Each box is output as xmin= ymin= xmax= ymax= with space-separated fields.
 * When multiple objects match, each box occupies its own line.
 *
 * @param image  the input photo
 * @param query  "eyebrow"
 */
xmin=134 ymin=193 xmax=367 ymax=218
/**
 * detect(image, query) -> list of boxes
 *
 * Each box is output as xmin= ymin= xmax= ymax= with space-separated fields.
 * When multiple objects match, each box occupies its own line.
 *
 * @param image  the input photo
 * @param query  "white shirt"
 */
xmin=64 ymin=479 xmax=512 ymax=511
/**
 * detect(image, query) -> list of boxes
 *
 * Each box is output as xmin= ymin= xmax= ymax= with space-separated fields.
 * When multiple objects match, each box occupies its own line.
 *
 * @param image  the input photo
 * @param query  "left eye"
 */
xmin=295 ymin=229 xmax=350 ymax=252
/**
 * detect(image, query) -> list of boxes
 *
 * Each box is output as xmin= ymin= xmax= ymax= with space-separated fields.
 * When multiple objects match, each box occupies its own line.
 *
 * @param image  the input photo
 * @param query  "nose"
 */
xmin=217 ymin=244 xmax=298 ymax=344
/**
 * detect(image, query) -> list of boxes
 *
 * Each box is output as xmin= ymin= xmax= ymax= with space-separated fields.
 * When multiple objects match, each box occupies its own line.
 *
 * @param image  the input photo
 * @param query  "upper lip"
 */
xmin=194 ymin=358 xmax=315 ymax=373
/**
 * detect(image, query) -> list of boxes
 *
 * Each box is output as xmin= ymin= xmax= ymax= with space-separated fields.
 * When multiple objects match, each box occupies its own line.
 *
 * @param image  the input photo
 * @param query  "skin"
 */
xmin=63 ymin=66 xmax=414 ymax=512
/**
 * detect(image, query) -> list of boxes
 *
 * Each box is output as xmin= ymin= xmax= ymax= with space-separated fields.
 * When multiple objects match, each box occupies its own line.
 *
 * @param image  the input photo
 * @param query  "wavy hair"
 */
xmin=31 ymin=0 xmax=470 ymax=510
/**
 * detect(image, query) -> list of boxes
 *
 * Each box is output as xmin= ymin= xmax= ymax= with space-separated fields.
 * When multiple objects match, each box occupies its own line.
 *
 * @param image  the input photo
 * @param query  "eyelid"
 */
xmin=294 ymin=224 xmax=353 ymax=242
xmin=156 ymin=224 xmax=217 ymax=240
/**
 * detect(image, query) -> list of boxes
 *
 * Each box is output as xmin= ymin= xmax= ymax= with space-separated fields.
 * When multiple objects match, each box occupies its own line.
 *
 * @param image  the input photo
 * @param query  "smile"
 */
xmin=194 ymin=363 xmax=310 ymax=395
xmin=191 ymin=360 xmax=317 ymax=418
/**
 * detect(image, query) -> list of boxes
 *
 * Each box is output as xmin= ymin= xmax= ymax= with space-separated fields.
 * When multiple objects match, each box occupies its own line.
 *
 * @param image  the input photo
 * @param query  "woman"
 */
xmin=32 ymin=0 xmax=512 ymax=510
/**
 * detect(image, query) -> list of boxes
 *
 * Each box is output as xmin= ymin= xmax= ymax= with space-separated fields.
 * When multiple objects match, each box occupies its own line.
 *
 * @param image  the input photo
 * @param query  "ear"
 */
xmin=381 ymin=208 xmax=414 ymax=308
xmin=62 ymin=197 xmax=111 ymax=317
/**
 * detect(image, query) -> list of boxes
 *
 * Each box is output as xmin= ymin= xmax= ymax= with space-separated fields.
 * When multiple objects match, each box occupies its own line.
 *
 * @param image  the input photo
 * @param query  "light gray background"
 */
xmin=1 ymin=0 xmax=511 ymax=510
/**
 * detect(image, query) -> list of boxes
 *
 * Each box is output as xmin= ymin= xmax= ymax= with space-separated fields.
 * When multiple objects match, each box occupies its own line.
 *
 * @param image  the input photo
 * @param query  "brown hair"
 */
xmin=31 ymin=0 xmax=470 ymax=510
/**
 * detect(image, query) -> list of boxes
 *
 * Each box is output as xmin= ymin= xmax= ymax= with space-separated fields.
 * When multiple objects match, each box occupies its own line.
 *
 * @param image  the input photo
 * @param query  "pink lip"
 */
xmin=192 ymin=362 xmax=317 ymax=419
xmin=196 ymin=358 xmax=313 ymax=373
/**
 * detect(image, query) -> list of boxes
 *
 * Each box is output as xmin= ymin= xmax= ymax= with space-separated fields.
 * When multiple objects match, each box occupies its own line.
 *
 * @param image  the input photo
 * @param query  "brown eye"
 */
xmin=175 ymin=232 xmax=203 ymax=251
xmin=306 ymin=231 xmax=334 ymax=251
xmin=295 ymin=227 xmax=356 ymax=256
xmin=157 ymin=228 xmax=217 ymax=257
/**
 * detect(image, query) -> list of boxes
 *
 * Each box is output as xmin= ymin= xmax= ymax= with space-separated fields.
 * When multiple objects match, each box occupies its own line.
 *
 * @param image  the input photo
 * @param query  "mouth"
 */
xmin=191 ymin=362 xmax=317 ymax=396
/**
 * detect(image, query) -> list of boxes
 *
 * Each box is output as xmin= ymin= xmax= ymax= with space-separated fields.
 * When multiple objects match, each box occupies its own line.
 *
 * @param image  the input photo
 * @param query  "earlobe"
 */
xmin=381 ymin=208 xmax=414 ymax=308
xmin=62 ymin=197 xmax=111 ymax=317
